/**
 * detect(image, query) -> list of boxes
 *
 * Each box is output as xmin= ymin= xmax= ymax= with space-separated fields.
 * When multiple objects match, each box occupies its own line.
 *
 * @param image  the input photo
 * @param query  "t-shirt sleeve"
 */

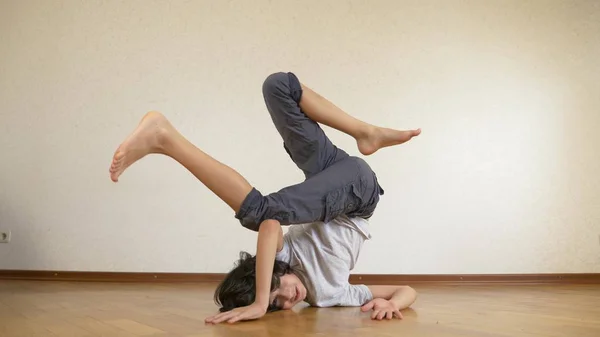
xmin=275 ymin=236 xmax=293 ymax=264
xmin=334 ymin=284 xmax=373 ymax=306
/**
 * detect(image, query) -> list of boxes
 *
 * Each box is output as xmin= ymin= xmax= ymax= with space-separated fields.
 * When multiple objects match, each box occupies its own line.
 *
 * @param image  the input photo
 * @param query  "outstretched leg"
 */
xmin=109 ymin=111 xmax=252 ymax=212
xmin=298 ymin=84 xmax=421 ymax=156
xmin=108 ymin=111 xmax=379 ymax=231
xmin=109 ymin=112 xmax=378 ymax=232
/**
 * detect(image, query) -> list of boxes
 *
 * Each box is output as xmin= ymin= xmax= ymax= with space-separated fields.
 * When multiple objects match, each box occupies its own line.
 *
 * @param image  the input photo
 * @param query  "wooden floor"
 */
xmin=1 ymin=280 xmax=599 ymax=337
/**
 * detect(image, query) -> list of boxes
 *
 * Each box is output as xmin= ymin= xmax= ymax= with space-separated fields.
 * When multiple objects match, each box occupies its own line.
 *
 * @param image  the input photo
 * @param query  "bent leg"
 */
xmin=109 ymin=111 xmax=252 ymax=212
xmin=264 ymin=71 xmax=421 ymax=165
xmin=299 ymin=83 xmax=422 ymax=156
xmin=236 ymin=156 xmax=382 ymax=231
xmin=263 ymin=72 xmax=348 ymax=178
xmin=263 ymin=70 xmax=421 ymax=176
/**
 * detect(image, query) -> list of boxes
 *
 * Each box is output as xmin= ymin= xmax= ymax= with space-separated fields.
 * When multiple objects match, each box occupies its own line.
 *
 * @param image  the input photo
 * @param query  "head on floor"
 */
xmin=214 ymin=251 xmax=307 ymax=312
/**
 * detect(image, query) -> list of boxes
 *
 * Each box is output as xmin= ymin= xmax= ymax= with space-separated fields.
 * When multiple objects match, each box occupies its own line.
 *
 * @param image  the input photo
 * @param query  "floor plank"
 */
xmin=1 ymin=280 xmax=599 ymax=337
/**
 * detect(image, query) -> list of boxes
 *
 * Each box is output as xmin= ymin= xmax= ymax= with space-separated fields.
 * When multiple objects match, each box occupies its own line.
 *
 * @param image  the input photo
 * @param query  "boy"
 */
xmin=109 ymin=72 xmax=420 ymax=324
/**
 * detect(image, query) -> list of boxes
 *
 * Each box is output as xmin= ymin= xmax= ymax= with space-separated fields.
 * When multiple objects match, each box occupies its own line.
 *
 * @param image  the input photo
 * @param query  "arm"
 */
xmin=254 ymin=219 xmax=284 ymax=308
xmin=360 ymin=285 xmax=417 ymax=320
xmin=368 ymin=285 xmax=417 ymax=311
xmin=205 ymin=219 xmax=283 ymax=324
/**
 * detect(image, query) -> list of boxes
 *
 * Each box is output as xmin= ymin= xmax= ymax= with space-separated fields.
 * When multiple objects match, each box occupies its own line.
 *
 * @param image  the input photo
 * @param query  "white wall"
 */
xmin=1 ymin=0 xmax=599 ymax=274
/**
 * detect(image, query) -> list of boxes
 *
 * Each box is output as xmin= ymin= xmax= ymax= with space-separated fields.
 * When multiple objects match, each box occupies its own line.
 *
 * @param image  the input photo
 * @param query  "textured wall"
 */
xmin=1 ymin=0 xmax=599 ymax=274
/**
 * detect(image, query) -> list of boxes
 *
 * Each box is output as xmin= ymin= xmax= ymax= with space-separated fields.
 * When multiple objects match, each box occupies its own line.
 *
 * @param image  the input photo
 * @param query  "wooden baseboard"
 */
xmin=348 ymin=273 xmax=600 ymax=285
xmin=0 ymin=270 xmax=224 ymax=283
xmin=1 ymin=270 xmax=599 ymax=285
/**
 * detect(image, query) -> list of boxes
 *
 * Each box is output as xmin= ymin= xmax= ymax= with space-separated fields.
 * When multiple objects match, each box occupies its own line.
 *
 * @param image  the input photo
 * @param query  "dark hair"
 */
xmin=213 ymin=251 xmax=294 ymax=313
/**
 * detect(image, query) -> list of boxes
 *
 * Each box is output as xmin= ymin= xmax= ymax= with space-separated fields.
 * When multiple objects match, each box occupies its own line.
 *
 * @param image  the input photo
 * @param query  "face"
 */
xmin=269 ymin=273 xmax=307 ymax=310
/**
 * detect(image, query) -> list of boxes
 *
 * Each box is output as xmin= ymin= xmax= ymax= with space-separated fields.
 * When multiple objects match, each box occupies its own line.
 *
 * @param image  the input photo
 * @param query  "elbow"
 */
xmin=404 ymin=285 xmax=417 ymax=295
xmin=258 ymin=219 xmax=281 ymax=232
xmin=405 ymin=286 xmax=418 ymax=305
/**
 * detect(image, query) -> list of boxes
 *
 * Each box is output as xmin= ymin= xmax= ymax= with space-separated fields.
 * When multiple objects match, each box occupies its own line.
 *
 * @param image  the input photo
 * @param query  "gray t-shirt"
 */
xmin=275 ymin=215 xmax=373 ymax=307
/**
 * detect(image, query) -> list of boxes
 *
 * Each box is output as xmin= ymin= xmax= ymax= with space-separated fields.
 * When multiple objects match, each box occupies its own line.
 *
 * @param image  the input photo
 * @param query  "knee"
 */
xmin=263 ymin=72 xmax=303 ymax=104
xmin=236 ymin=189 xmax=294 ymax=231
xmin=262 ymin=72 xmax=289 ymax=96
xmin=235 ymin=188 xmax=265 ymax=232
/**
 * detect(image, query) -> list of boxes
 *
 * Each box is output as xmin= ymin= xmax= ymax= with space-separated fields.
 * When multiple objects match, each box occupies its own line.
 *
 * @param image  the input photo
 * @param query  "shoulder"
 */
xmin=275 ymin=230 xmax=295 ymax=264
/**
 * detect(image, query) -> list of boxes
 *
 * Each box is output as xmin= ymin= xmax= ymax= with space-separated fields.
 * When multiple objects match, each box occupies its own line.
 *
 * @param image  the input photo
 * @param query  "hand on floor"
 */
xmin=205 ymin=302 xmax=267 ymax=324
xmin=361 ymin=298 xmax=403 ymax=320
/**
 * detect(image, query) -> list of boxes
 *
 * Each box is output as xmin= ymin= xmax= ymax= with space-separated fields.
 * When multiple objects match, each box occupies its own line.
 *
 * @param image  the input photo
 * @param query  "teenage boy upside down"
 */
xmin=109 ymin=72 xmax=420 ymax=324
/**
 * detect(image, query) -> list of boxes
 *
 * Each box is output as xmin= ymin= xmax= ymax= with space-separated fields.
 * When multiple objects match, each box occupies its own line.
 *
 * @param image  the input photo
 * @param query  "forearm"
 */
xmin=254 ymin=219 xmax=282 ymax=308
xmin=389 ymin=286 xmax=418 ymax=311
xmin=367 ymin=285 xmax=417 ymax=310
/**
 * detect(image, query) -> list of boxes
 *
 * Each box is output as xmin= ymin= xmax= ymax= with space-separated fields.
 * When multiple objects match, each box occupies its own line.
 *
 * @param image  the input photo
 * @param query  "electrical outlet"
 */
xmin=0 ymin=230 xmax=11 ymax=243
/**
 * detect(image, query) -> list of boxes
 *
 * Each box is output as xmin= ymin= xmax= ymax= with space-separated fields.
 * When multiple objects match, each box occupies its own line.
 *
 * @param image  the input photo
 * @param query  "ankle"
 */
xmin=153 ymin=126 xmax=173 ymax=154
xmin=356 ymin=124 xmax=377 ymax=141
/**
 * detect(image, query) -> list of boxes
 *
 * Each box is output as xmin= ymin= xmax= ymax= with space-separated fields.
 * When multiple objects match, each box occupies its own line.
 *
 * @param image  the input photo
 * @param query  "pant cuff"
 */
xmin=235 ymin=188 xmax=263 ymax=231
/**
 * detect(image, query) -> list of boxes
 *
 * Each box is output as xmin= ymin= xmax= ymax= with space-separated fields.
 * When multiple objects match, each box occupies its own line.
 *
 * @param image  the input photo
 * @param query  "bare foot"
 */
xmin=357 ymin=126 xmax=421 ymax=155
xmin=109 ymin=111 xmax=171 ymax=182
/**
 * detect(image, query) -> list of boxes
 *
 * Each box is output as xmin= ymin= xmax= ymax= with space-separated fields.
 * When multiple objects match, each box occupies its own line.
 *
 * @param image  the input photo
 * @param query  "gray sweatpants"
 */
xmin=235 ymin=72 xmax=385 ymax=231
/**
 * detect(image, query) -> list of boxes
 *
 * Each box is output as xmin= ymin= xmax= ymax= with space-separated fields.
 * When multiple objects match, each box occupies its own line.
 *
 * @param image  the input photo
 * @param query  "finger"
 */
xmin=377 ymin=310 xmax=386 ymax=320
xmin=209 ymin=311 xmax=233 ymax=321
xmin=395 ymin=309 xmax=403 ymax=319
xmin=211 ymin=311 xmax=239 ymax=324
xmin=227 ymin=313 xmax=244 ymax=324
xmin=205 ymin=314 xmax=224 ymax=323
xmin=207 ymin=313 xmax=230 ymax=323
xmin=386 ymin=311 xmax=393 ymax=320
xmin=371 ymin=310 xmax=379 ymax=320
xmin=361 ymin=301 xmax=375 ymax=312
